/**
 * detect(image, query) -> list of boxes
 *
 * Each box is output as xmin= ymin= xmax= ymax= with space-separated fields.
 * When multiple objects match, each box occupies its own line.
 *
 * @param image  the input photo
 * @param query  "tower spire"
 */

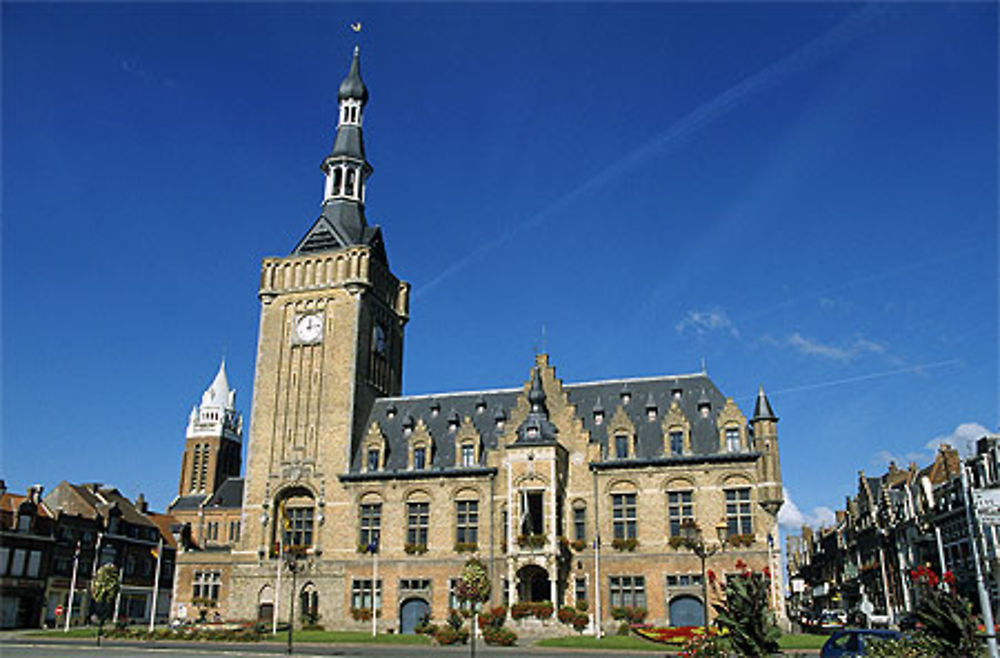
xmin=292 ymin=47 xmax=380 ymax=256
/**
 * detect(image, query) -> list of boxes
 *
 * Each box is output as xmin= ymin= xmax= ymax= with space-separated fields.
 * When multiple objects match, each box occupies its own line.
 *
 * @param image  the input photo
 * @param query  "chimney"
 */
xmin=29 ymin=485 xmax=43 ymax=504
xmin=135 ymin=493 xmax=148 ymax=514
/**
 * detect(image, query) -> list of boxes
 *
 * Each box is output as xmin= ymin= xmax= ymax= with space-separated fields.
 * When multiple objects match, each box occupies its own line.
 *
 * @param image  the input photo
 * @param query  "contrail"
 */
xmin=414 ymin=4 xmax=891 ymax=299
xmin=738 ymin=359 xmax=962 ymax=403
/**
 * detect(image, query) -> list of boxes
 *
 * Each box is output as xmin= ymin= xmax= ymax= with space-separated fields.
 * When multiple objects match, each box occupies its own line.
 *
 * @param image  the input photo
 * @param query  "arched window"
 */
xmin=274 ymin=487 xmax=315 ymax=555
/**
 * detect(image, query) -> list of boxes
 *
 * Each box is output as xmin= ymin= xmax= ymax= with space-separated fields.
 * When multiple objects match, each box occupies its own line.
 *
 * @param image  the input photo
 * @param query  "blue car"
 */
xmin=820 ymin=629 xmax=903 ymax=657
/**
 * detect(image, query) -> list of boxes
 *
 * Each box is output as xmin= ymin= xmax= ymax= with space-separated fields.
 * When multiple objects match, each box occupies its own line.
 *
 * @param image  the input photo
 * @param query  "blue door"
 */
xmin=669 ymin=595 xmax=704 ymax=627
xmin=400 ymin=598 xmax=430 ymax=634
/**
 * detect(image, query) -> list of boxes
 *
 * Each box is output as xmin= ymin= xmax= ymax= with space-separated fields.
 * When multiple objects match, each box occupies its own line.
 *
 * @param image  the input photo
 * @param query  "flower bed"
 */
xmin=482 ymin=626 xmax=517 ymax=646
xmin=632 ymin=625 xmax=725 ymax=644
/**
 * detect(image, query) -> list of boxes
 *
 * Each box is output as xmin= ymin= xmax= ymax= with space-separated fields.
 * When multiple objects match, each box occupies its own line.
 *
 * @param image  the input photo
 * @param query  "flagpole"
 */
xmin=113 ymin=565 xmax=123 ymax=623
xmin=149 ymin=537 xmax=163 ymax=632
xmin=64 ymin=541 xmax=80 ymax=632
xmin=371 ymin=542 xmax=378 ymax=637
xmin=273 ymin=533 xmax=282 ymax=634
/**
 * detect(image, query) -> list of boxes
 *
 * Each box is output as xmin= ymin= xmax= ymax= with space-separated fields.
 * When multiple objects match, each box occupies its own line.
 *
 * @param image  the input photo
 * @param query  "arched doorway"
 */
xmin=299 ymin=583 xmax=319 ymax=626
xmin=399 ymin=597 xmax=430 ymax=634
xmin=516 ymin=565 xmax=551 ymax=603
xmin=258 ymin=585 xmax=275 ymax=624
xmin=669 ymin=595 xmax=704 ymax=627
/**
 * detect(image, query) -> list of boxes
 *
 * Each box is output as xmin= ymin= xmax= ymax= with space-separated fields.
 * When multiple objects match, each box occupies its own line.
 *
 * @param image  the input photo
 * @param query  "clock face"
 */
xmin=295 ymin=313 xmax=324 ymax=343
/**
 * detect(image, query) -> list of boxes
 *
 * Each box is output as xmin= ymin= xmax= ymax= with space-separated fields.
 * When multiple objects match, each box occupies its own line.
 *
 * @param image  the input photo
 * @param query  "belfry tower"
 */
xmin=178 ymin=359 xmax=242 ymax=496
xmin=238 ymin=47 xmax=410 ymax=566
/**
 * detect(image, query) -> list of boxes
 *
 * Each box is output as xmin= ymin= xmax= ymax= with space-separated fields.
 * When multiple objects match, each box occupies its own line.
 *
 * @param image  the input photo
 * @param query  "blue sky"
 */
xmin=4 ymin=3 xmax=997 ymax=533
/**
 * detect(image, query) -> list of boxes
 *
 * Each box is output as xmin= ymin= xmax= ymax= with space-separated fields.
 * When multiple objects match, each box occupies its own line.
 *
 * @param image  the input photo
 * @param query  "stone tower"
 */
xmin=178 ymin=359 xmax=243 ymax=496
xmin=239 ymin=47 xmax=410 ymax=559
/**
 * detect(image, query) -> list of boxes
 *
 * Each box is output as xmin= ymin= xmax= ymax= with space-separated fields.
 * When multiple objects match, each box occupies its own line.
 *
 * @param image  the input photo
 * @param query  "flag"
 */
xmin=367 ymin=539 xmax=378 ymax=554
xmin=279 ymin=500 xmax=292 ymax=531
xmin=150 ymin=547 xmax=159 ymax=560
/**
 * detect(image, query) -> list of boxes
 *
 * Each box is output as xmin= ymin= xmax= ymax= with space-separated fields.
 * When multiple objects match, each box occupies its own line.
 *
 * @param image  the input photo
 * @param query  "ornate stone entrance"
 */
xmin=516 ymin=564 xmax=551 ymax=602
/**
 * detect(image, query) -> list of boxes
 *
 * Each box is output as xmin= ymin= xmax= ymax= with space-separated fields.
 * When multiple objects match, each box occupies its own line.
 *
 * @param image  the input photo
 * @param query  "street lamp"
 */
xmin=283 ymin=548 xmax=310 ymax=655
xmin=681 ymin=522 xmax=727 ymax=638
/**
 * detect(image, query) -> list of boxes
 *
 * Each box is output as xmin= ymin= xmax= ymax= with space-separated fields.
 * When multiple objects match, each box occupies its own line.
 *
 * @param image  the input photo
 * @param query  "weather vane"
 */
xmin=350 ymin=21 xmax=362 ymax=33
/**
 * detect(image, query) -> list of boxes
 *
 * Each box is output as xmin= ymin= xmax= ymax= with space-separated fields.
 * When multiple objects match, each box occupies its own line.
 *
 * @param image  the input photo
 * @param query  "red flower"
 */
xmin=735 ymin=559 xmax=747 ymax=571
xmin=944 ymin=570 xmax=957 ymax=586
xmin=707 ymin=569 xmax=716 ymax=583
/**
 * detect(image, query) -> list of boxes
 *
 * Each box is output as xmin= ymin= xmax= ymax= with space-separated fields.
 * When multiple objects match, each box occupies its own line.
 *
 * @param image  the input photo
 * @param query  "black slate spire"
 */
xmin=752 ymin=385 xmax=778 ymax=422
xmin=293 ymin=48 xmax=382 ymax=258
xmin=516 ymin=368 xmax=558 ymax=444
xmin=338 ymin=46 xmax=369 ymax=105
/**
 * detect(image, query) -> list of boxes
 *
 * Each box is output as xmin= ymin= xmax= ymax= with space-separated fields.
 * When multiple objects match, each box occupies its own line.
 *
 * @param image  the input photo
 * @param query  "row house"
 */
xmin=0 ymin=483 xmax=54 ymax=628
xmin=788 ymin=436 xmax=1000 ymax=623
xmin=42 ymin=482 xmax=177 ymax=627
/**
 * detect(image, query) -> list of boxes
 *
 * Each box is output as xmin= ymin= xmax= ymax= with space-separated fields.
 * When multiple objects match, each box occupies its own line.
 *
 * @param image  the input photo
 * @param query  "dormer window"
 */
xmin=367 ymin=449 xmax=380 ymax=471
xmin=725 ymin=427 xmax=740 ymax=452
xmin=526 ymin=426 xmax=539 ymax=440
xmin=430 ymin=402 xmax=440 ymax=418
xmin=672 ymin=388 xmax=683 ymax=401
xmin=476 ymin=401 xmax=487 ymax=414
xmin=698 ymin=401 xmax=711 ymax=418
xmin=669 ymin=430 xmax=684 ymax=455
xmin=594 ymin=411 xmax=604 ymax=426
xmin=461 ymin=443 xmax=476 ymax=467
xmin=386 ymin=405 xmax=397 ymax=419
xmin=615 ymin=435 xmax=630 ymax=459
xmin=621 ymin=393 xmax=631 ymax=405
xmin=413 ymin=446 xmax=427 ymax=470
xmin=647 ymin=408 xmax=657 ymax=422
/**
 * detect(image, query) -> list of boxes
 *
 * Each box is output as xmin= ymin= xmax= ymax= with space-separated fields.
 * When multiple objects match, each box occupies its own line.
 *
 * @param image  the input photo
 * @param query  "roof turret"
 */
xmin=516 ymin=369 xmax=558 ymax=444
xmin=752 ymin=385 xmax=778 ymax=422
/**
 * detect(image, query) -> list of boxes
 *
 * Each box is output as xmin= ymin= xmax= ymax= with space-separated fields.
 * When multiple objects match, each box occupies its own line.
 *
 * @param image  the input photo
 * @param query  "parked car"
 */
xmin=820 ymin=609 xmax=847 ymax=631
xmin=820 ymin=629 xmax=903 ymax=657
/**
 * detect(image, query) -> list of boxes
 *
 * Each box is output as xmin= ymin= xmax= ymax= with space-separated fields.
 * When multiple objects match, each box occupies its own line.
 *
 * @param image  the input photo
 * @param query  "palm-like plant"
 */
xmin=712 ymin=569 xmax=780 ymax=657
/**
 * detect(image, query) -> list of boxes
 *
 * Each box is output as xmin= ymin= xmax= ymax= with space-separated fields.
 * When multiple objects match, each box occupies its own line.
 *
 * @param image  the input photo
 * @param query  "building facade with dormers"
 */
xmin=170 ymin=48 xmax=787 ymax=633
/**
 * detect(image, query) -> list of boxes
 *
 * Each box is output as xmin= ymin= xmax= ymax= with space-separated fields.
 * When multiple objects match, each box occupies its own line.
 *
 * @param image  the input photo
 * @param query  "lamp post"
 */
xmin=283 ymin=549 xmax=308 ymax=655
xmin=681 ymin=522 xmax=727 ymax=638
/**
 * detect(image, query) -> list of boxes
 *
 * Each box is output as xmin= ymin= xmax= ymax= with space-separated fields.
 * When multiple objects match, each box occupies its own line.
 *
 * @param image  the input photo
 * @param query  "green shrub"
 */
xmin=557 ymin=605 xmax=577 ymax=625
xmin=482 ymin=626 xmax=517 ymax=646
xmin=572 ymin=612 xmax=588 ymax=633
xmin=478 ymin=605 xmax=507 ymax=630
xmin=909 ymin=566 xmax=979 ymax=656
xmin=617 ymin=621 xmax=631 ymax=636
xmin=533 ymin=601 xmax=553 ymax=619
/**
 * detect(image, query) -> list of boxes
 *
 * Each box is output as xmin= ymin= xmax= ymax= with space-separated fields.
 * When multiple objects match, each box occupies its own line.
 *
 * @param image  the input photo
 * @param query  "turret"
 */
xmin=751 ymin=385 xmax=782 ymax=512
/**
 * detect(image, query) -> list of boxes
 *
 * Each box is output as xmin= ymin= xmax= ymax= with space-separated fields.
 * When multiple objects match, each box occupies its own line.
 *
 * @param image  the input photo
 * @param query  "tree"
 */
xmin=90 ymin=564 xmax=120 ymax=645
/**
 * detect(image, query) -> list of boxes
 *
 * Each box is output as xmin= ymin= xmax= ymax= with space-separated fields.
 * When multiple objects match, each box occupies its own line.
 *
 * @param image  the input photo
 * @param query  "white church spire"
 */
xmin=188 ymin=358 xmax=242 ymax=442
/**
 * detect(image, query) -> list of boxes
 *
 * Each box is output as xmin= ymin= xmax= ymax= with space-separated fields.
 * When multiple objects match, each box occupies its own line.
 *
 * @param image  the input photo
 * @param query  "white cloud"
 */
xmin=779 ymin=487 xmax=837 ymax=531
xmin=925 ymin=422 xmax=993 ymax=458
xmin=675 ymin=308 xmax=740 ymax=339
xmin=782 ymin=332 xmax=885 ymax=362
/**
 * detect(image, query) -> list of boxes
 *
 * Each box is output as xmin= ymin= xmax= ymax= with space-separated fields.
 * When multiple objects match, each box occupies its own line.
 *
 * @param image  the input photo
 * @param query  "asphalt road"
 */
xmin=0 ymin=638 xmax=660 ymax=658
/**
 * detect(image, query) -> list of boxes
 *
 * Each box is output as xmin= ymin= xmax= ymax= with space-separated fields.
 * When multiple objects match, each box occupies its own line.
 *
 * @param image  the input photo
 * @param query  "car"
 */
xmin=820 ymin=629 xmax=903 ymax=657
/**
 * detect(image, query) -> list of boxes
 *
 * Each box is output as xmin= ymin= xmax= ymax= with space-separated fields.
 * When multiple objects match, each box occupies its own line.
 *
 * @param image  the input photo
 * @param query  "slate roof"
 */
xmin=169 ymin=494 xmax=208 ymax=511
xmin=351 ymin=370 xmax=751 ymax=473
xmin=206 ymin=478 xmax=243 ymax=508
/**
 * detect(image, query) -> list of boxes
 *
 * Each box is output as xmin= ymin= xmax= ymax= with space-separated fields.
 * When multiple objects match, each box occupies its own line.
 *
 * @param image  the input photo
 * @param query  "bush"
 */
xmin=482 ymin=625 xmax=517 ymax=646
xmin=575 ymin=599 xmax=588 ymax=612
xmin=510 ymin=602 xmax=533 ymax=620
xmin=434 ymin=626 xmax=461 ymax=645
xmin=572 ymin=612 xmax=589 ymax=633
xmin=533 ymin=601 xmax=553 ymax=619
xmin=447 ymin=608 xmax=465 ymax=631
xmin=617 ymin=621 xmax=631 ymax=635
xmin=557 ymin=605 xmax=577 ymax=625
xmin=415 ymin=621 xmax=438 ymax=636
xmin=478 ymin=605 xmax=507 ymax=630
xmin=610 ymin=605 xmax=647 ymax=624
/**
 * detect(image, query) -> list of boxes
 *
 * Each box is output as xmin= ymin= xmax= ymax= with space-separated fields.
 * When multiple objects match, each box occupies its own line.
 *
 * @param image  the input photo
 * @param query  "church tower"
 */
xmin=240 ymin=48 xmax=410 ymax=559
xmin=178 ymin=359 xmax=243 ymax=496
